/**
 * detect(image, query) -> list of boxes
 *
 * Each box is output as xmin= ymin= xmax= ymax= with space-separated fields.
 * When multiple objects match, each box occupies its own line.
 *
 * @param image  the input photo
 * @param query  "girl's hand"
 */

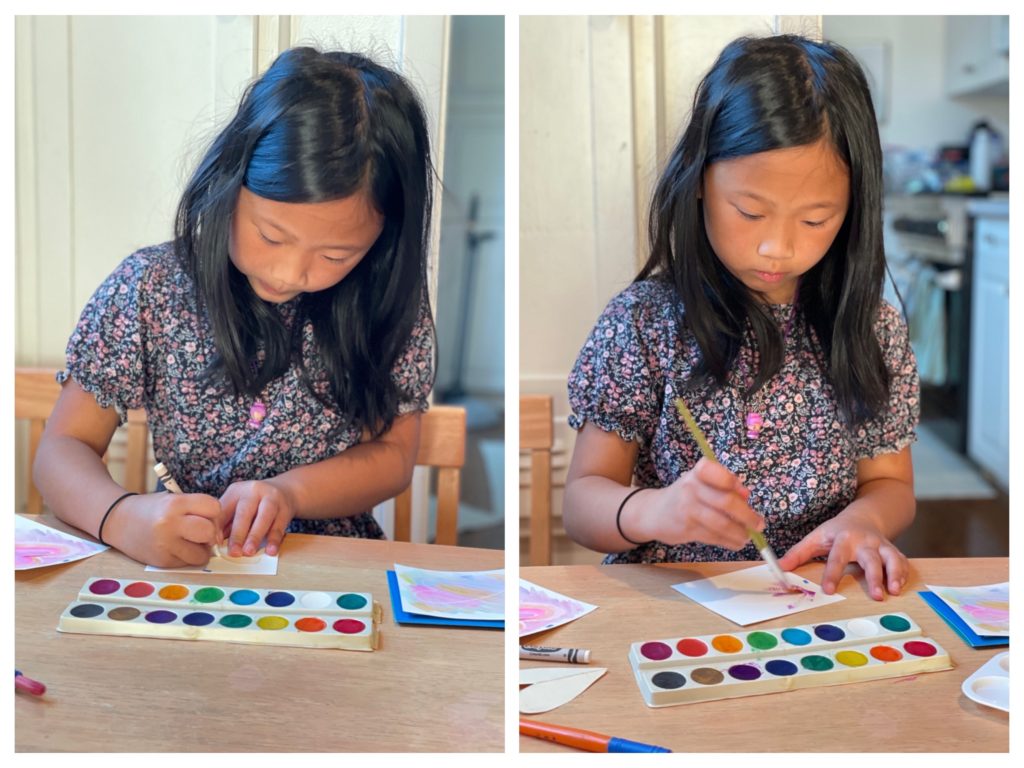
xmin=638 ymin=458 xmax=764 ymax=549
xmin=776 ymin=512 xmax=909 ymax=601
xmin=220 ymin=480 xmax=297 ymax=557
xmin=105 ymin=492 xmax=223 ymax=568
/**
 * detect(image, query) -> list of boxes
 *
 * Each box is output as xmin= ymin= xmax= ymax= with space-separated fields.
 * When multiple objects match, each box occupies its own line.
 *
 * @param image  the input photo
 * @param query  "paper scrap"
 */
xmin=519 ymin=579 xmax=597 ymax=637
xmin=519 ymin=667 xmax=607 ymax=713
xmin=15 ymin=515 xmax=107 ymax=570
xmin=672 ymin=564 xmax=844 ymax=625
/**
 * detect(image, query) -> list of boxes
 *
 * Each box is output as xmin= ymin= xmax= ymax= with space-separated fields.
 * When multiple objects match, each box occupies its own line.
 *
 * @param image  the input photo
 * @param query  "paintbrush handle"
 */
xmin=675 ymin=398 xmax=790 ymax=589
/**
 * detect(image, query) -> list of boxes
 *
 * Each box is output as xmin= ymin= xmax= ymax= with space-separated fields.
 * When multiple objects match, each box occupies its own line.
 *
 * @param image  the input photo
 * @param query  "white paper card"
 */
xmin=146 ymin=545 xmax=279 ymax=575
xmin=672 ymin=564 xmax=844 ymax=625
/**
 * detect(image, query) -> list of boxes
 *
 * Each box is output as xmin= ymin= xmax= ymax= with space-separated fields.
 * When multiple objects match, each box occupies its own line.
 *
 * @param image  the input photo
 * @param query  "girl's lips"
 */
xmin=755 ymin=271 xmax=785 ymax=283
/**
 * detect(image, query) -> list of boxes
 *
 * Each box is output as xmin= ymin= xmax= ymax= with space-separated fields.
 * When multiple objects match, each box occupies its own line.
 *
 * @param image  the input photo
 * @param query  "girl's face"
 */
xmin=702 ymin=137 xmax=850 ymax=304
xmin=229 ymin=186 xmax=385 ymax=304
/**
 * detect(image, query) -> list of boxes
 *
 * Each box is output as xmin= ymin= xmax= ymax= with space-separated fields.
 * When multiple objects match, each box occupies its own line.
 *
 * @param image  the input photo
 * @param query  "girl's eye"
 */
xmin=258 ymin=231 xmax=281 ymax=245
xmin=737 ymin=209 xmax=763 ymax=221
xmin=803 ymin=220 xmax=827 ymax=228
xmin=323 ymin=254 xmax=350 ymax=264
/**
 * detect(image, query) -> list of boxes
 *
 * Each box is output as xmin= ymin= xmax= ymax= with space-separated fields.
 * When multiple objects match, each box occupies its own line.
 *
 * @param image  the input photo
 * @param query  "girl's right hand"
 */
xmin=636 ymin=458 xmax=764 ymax=549
xmin=102 ymin=492 xmax=224 ymax=568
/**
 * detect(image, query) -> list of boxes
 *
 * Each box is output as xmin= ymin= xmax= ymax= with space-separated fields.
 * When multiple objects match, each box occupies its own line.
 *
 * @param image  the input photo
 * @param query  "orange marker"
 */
xmin=520 ymin=718 xmax=670 ymax=752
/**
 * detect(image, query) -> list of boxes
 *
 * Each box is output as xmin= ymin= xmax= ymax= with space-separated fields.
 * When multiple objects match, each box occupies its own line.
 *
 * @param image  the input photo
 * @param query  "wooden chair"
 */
xmin=15 ymin=367 xmax=150 ymax=513
xmin=520 ymin=394 xmax=554 ymax=565
xmin=393 ymin=405 xmax=466 ymax=546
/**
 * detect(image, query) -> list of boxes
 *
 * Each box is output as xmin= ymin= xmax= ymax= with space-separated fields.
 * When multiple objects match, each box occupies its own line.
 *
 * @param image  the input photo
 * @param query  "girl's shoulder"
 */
xmin=603 ymin=277 xmax=684 ymax=326
xmin=873 ymin=298 xmax=910 ymax=341
xmin=105 ymin=241 xmax=192 ymax=297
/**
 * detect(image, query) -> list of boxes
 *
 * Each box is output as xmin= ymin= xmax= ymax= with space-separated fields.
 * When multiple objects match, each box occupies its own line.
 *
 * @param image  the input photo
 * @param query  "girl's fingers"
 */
xmin=245 ymin=498 xmax=278 ymax=556
xmin=228 ymin=497 xmax=259 ymax=556
xmin=820 ymin=543 xmax=852 ymax=595
xmin=175 ymin=539 xmax=216 ymax=567
xmin=879 ymin=544 xmax=909 ymax=595
xmin=856 ymin=547 xmax=886 ymax=601
xmin=265 ymin=518 xmax=289 ymax=557
xmin=179 ymin=514 xmax=218 ymax=546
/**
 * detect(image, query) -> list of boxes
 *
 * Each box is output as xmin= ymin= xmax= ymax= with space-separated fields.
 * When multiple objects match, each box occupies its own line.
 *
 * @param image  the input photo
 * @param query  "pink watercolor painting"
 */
xmin=394 ymin=564 xmax=504 ymax=620
xmin=519 ymin=579 xmax=597 ymax=637
xmin=673 ymin=564 xmax=844 ymax=625
xmin=15 ymin=515 xmax=107 ymax=570
xmin=926 ymin=582 xmax=1009 ymax=637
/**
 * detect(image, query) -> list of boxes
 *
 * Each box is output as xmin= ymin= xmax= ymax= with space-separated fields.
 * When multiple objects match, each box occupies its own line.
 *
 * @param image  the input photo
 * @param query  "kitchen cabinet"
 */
xmin=946 ymin=16 xmax=1009 ymax=97
xmin=967 ymin=212 xmax=1009 ymax=490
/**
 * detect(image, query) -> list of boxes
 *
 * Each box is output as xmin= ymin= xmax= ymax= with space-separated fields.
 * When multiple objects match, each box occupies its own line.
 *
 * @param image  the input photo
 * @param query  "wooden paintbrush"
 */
xmin=674 ymin=397 xmax=794 ymax=593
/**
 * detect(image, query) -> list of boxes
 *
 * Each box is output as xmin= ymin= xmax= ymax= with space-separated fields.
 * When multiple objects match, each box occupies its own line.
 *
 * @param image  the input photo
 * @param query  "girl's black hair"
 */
xmin=175 ymin=47 xmax=435 ymax=438
xmin=640 ymin=34 xmax=890 ymax=425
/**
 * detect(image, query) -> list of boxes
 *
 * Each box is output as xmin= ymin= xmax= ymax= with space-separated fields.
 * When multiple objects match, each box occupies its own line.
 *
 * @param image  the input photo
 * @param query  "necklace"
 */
xmin=738 ymin=303 xmax=798 ymax=442
xmin=247 ymin=357 xmax=268 ymax=429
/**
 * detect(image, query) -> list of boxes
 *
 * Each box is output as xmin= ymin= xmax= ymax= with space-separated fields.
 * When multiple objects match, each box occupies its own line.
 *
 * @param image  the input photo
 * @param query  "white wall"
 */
xmin=824 ymin=16 xmax=1009 ymax=151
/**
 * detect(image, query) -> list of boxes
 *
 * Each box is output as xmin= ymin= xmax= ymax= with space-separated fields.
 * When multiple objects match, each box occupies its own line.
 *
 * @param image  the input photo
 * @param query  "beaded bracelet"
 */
xmin=615 ymin=487 xmax=652 ymax=546
xmin=97 ymin=492 xmax=138 ymax=545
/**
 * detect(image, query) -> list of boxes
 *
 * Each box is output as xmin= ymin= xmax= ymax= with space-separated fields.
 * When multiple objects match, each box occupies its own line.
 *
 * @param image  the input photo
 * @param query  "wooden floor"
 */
xmin=894 ymin=489 xmax=1009 ymax=558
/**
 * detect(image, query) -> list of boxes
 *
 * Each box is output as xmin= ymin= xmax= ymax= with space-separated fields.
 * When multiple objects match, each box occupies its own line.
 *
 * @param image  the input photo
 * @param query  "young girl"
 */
xmin=564 ymin=35 xmax=919 ymax=602
xmin=35 ymin=47 xmax=436 ymax=568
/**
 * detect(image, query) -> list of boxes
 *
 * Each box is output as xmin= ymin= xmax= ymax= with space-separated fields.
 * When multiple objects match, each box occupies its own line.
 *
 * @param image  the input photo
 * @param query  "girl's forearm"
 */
xmin=841 ymin=477 xmax=916 ymax=539
xmin=34 ymin=434 xmax=130 ymax=539
xmin=563 ymin=475 xmax=655 ymax=554
xmin=267 ymin=426 xmax=418 ymax=520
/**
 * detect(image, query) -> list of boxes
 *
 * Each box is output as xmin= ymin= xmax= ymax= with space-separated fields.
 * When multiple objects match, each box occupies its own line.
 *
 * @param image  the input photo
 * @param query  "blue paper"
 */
xmin=918 ymin=591 xmax=1008 ymax=648
xmin=386 ymin=570 xmax=504 ymax=629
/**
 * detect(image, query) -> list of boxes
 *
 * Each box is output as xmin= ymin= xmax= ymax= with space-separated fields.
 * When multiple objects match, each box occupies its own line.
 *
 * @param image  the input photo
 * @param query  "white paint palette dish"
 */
xmin=961 ymin=651 xmax=1009 ymax=712
xmin=629 ymin=612 xmax=953 ymax=707
xmin=57 ymin=577 xmax=380 ymax=651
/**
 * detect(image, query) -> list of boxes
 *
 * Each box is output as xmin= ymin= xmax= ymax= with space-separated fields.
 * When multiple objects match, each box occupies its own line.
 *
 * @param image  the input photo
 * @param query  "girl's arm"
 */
xmin=221 ymin=412 xmax=421 ymax=556
xmin=33 ymin=380 xmax=223 ymax=567
xmin=777 ymin=446 xmax=915 ymax=600
xmin=563 ymin=423 xmax=763 ymax=554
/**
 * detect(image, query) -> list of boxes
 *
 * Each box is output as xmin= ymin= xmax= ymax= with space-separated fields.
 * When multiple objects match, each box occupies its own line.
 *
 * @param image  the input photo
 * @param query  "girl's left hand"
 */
xmin=219 ymin=480 xmax=297 ymax=557
xmin=776 ymin=513 xmax=909 ymax=601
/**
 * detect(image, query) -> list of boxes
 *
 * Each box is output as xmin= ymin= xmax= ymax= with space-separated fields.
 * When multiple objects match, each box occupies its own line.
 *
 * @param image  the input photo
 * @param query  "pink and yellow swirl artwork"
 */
xmin=927 ymin=582 xmax=1009 ymax=636
xmin=15 ymin=516 xmax=107 ymax=570
xmin=519 ymin=579 xmax=597 ymax=637
xmin=394 ymin=564 xmax=504 ymax=620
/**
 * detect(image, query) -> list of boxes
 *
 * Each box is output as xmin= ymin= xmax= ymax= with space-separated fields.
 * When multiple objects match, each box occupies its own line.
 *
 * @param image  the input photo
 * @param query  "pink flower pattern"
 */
xmin=568 ymin=280 xmax=919 ymax=564
xmin=59 ymin=242 xmax=434 ymax=539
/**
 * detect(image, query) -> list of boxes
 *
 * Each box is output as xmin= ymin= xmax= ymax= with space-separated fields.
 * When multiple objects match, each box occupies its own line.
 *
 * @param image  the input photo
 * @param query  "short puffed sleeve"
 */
xmin=57 ymin=251 xmax=154 ymax=424
xmin=567 ymin=282 xmax=676 ymax=445
xmin=393 ymin=292 xmax=436 ymax=415
xmin=850 ymin=301 xmax=920 ymax=459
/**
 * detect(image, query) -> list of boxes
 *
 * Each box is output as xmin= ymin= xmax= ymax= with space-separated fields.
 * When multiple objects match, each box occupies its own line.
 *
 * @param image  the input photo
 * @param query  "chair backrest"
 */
xmin=14 ymin=367 xmax=150 ymax=513
xmin=393 ymin=405 xmax=466 ymax=545
xmin=520 ymin=394 xmax=554 ymax=565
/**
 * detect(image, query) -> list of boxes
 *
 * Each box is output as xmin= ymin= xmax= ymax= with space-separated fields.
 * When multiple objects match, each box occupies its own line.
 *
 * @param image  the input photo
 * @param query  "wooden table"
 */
xmin=520 ymin=559 xmax=1008 ymax=752
xmin=16 ymin=527 xmax=503 ymax=752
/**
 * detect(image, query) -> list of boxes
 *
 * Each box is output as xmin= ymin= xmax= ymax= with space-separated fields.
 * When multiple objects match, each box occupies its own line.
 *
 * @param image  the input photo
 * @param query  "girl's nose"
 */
xmin=270 ymin=253 xmax=309 ymax=289
xmin=756 ymin=220 xmax=796 ymax=261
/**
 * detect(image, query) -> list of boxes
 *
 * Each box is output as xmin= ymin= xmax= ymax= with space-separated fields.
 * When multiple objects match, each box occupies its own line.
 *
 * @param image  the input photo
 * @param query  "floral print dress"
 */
xmin=60 ymin=242 xmax=434 ymax=539
xmin=568 ymin=279 xmax=919 ymax=564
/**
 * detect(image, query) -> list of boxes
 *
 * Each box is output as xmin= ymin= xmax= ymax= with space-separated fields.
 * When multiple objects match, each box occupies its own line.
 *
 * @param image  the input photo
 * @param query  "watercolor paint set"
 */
xmin=57 ymin=577 xmax=381 ymax=651
xmin=629 ymin=612 xmax=952 ymax=707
